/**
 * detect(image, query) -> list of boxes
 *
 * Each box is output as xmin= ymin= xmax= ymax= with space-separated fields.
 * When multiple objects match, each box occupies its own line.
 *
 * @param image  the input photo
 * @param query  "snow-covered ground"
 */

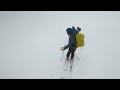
xmin=0 ymin=11 xmax=120 ymax=79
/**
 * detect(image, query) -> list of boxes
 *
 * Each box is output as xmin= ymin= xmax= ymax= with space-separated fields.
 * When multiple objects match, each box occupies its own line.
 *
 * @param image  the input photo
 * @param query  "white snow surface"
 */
xmin=0 ymin=11 xmax=120 ymax=79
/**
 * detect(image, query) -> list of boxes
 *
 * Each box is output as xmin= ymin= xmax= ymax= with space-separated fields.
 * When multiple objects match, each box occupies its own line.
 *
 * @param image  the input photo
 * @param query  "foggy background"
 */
xmin=0 ymin=11 xmax=120 ymax=79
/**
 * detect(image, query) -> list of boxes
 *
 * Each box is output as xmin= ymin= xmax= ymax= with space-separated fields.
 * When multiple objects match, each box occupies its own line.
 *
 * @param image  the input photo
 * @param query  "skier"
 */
xmin=61 ymin=26 xmax=81 ymax=61
xmin=60 ymin=28 xmax=76 ymax=64
xmin=60 ymin=26 xmax=82 ymax=71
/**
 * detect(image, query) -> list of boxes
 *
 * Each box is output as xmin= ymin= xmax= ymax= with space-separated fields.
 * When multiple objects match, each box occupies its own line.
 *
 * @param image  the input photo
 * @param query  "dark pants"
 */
xmin=66 ymin=48 xmax=76 ymax=60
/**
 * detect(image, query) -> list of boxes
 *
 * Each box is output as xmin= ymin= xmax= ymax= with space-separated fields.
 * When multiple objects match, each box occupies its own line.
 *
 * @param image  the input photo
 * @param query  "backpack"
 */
xmin=76 ymin=33 xmax=85 ymax=48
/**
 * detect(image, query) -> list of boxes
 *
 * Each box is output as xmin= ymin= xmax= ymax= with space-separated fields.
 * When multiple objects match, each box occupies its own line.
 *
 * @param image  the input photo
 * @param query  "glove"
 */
xmin=77 ymin=27 xmax=81 ymax=32
xmin=60 ymin=47 xmax=64 ymax=51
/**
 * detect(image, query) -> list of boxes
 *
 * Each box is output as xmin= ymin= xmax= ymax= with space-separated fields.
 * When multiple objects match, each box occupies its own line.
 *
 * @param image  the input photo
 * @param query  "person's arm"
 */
xmin=77 ymin=27 xmax=81 ymax=33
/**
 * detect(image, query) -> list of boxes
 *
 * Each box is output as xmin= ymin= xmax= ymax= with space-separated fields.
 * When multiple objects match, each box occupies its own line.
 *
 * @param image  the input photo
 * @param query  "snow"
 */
xmin=0 ymin=11 xmax=120 ymax=79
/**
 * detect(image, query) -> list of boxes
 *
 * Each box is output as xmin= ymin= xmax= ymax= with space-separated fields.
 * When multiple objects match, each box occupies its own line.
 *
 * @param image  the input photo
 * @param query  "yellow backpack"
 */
xmin=76 ymin=33 xmax=85 ymax=48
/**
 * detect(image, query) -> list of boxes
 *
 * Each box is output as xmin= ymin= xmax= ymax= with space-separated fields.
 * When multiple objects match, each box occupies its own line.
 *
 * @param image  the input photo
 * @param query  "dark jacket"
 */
xmin=73 ymin=28 xmax=80 ymax=34
xmin=64 ymin=32 xmax=77 ymax=50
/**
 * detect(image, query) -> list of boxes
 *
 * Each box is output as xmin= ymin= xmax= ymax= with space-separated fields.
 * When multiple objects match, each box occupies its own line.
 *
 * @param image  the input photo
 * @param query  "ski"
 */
xmin=69 ymin=59 xmax=74 ymax=72
xmin=63 ymin=59 xmax=69 ymax=71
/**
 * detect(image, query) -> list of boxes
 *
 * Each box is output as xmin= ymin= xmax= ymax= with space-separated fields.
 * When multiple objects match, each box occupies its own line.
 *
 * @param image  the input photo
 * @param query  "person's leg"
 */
xmin=71 ymin=49 xmax=76 ymax=60
xmin=70 ymin=49 xmax=76 ymax=71
xmin=66 ymin=48 xmax=72 ymax=60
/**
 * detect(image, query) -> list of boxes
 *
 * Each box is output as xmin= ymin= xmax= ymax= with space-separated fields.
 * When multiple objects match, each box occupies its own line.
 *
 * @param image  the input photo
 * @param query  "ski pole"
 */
xmin=63 ymin=59 xmax=69 ymax=71
xmin=60 ymin=44 xmax=66 ymax=61
xmin=75 ymin=52 xmax=79 ymax=60
xmin=60 ymin=50 xmax=64 ymax=61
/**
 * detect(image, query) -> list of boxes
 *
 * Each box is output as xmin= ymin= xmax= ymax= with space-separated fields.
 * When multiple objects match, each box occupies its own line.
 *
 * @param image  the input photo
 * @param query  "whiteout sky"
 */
xmin=0 ymin=11 xmax=120 ymax=79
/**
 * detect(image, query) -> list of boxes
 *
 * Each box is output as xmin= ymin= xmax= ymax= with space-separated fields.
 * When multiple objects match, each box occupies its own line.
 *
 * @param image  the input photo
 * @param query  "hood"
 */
xmin=66 ymin=28 xmax=75 ymax=36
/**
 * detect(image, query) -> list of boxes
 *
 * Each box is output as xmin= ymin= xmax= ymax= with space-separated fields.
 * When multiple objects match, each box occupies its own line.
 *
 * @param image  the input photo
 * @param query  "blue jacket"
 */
xmin=64 ymin=32 xmax=77 ymax=50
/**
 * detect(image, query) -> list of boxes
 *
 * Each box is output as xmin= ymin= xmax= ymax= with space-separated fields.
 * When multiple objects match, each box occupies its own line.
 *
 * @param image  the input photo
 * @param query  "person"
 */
xmin=61 ymin=26 xmax=82 ymax=58
xmin=60 ymin=27 xmax=77 ymax=62
xmin=60 ymin=26 xmax=82 ymax=71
